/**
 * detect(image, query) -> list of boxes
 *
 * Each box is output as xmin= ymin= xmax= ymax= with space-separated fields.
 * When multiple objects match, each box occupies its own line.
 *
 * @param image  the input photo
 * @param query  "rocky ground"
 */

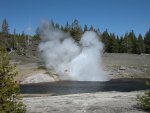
xmin=23 ymin=91 xmax=147 ymax=113
xmin=103 ymin=53 xmax=150 ymax=79
xmin=11 ymin=53 xmax=150 ymax=83
xmin=10 ymin=53 xmax=150 ymax=113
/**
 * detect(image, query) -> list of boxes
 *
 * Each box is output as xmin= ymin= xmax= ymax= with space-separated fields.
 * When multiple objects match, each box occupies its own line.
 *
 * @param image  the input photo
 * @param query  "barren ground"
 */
xmin=103 ymin=53 xmax=150 ymax=79
xmin=10 ymin=53 xmax=150 ymax=113
xmin=11 ymin=53 xmax=150 ymax=83
xmin=23 ymin=91 xmax=147 ymax=113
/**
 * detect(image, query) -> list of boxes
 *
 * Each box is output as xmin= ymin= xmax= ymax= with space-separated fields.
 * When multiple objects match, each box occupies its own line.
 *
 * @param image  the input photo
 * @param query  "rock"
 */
xmin=21 ymin=73 xmax=55 ymax=84
xmin=119 ymin=66 xmax=126 ymax=70
xmin=48 ymin=70 xmax=60 ymax=81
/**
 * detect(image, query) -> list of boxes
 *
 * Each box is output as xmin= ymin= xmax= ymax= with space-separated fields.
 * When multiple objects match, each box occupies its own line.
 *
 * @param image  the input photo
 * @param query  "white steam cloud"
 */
xmin=38 ymin=21 xmax=109 ymax=81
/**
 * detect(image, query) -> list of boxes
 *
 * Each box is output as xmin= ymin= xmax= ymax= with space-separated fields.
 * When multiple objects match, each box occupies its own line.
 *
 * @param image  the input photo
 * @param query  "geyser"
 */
xmin=38 ymin=21 xmax=109 ymax=81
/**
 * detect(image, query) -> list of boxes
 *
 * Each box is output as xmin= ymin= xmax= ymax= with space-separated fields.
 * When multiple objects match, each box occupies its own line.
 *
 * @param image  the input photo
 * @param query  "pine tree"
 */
xmin=137 ymin=34 xmax=145 ymax=54
xmin=116 ymin=36 xmax=121 ymax=53
xmin=124 ymin=32 xmax=131 ymax=53
xmin=70 ymin=19 xmax=82 ymax=42
xmin=0 ymin=48 xmax=25 ymax=113
xmin=1 ymin=18 xmax=9 ymax=35
xmin=101 ymin=30 xmax=110 ymax=53
xmin=89 ymin=25 xmax=94 ymax=31
xmin=83 ymin=24 xmax=88 ymax=32
xmin=109 ymin=33 xmax=119 ymax=53
xmin=12 ymin=28 xmax=17 ymax=48
xmin=120 ymin=36 xmax=127 ymax=53
xmin=144 ymin=29 xmax=150 ymax=54
xmin=63 ymin=21 xmax=71 ymax=33
xmin=72 ymin=19 xmax=79 ymax=29
xmin=128 ymin=30 xmax=137 ymax=54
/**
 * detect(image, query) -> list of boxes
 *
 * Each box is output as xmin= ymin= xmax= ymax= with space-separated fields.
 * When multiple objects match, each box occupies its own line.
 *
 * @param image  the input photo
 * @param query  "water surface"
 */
xmin=20 ymin=78 xmax=150 ymax=96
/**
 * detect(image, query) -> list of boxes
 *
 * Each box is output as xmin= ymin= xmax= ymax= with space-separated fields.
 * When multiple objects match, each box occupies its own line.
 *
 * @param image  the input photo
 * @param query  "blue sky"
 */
xmin=0 ymin=0 xmax=150 ymax=36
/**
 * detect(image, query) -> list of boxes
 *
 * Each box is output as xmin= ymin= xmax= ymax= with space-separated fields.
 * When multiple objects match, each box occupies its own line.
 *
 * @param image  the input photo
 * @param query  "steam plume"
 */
xmin=38 ymin=21 xmax=109 ymax=81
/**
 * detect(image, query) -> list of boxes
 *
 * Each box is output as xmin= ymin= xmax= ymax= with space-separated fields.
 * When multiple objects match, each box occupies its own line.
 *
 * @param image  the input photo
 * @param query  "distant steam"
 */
xmin=38 ymin=21 xmax=109 ymax=81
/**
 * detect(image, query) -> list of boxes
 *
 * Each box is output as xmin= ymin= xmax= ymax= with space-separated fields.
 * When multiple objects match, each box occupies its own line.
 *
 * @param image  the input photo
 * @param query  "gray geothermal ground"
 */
xmin=10 ymin=53 xmax=150 ymax=113
xmin=23 ymin=91 xmax=146 ymax=113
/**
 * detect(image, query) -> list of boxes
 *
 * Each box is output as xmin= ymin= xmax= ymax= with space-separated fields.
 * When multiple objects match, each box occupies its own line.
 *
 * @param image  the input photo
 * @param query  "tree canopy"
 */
xmin=0 ymin=18 xmax=150 ymax=55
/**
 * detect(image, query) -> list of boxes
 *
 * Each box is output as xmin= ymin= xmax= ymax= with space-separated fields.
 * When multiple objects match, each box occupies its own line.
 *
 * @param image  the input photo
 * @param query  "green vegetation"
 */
xmin=0 ymin=18 xmax=150 ymax=112
xmin=0 ymin=47 xmax=25 ymax=113
xmin=144 ymin=29 xmax=150 ymax=54
xmin=137 ymin=82 xmax=150 ymax=110
xmin=0 ymin=18 xmax=150 ymax=55
xmin=1 ymin=18 xmax=9 ymax=35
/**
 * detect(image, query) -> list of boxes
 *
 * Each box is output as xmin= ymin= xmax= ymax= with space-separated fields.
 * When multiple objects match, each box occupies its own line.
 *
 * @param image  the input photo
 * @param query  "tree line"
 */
xmin=56 ymin=19 xmax=150 ymax=54
xmin=1 ymin=18 xmax=150 ymax=54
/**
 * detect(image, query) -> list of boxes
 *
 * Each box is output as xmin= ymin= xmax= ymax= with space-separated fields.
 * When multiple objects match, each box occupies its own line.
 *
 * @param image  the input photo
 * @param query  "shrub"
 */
xmin=0 ymin=47 xmax=26 ymax=113
xmin=137 ymin=81 xmax=150 ymax=110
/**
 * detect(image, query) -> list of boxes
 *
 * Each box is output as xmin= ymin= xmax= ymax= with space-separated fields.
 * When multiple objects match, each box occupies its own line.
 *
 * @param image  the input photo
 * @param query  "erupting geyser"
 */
xmin=38 ymin=21 xmax=109 ymax=81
